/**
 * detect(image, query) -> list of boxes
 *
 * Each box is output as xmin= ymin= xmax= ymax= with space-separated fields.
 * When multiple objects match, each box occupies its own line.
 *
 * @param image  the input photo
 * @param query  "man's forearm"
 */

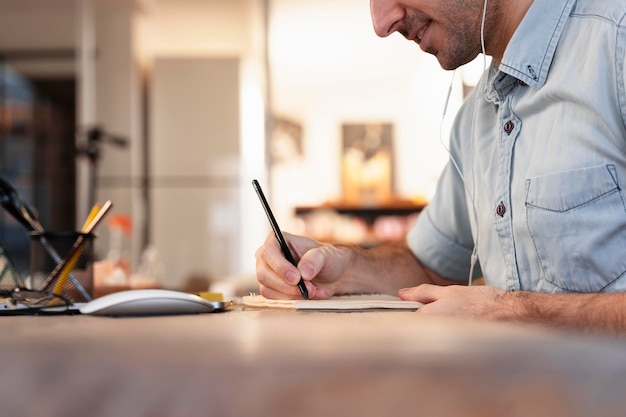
xmin=505 ymin=291 xmax=626 ymax=332
xmin=337 ymin=241 xmax=459 ymax=295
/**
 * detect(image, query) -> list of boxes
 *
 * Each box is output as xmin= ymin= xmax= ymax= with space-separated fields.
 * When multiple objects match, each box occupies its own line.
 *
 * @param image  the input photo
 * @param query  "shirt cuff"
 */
xmin=406 ymin=208 xmax=479 ymax=282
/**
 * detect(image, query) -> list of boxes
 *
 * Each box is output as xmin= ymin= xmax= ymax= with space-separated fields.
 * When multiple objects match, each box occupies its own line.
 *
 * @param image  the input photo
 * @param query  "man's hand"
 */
xmin=255 ymin=231 xmax=349 ymax=300
xmin=400 ymin=284 xmax=626 ymax=333
xmin=399 ymin=284 xmax=511 ymax=320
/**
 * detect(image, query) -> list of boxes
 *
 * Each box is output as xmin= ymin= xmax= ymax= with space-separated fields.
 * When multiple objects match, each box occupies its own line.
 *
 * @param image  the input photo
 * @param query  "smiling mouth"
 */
xmin=415 ymin=22 xmax=431 ymax=43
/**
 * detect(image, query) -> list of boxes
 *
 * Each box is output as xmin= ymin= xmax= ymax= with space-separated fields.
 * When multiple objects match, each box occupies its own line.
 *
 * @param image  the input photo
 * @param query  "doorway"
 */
xmin=0 ymin=63 xmax=76 ymax=276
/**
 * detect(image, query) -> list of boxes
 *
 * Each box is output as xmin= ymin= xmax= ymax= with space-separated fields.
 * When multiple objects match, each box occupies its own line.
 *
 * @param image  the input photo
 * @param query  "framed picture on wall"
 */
xmin=341 ymin=122 xmax=394 ymax=205
xmin=270 ymin=116 xmax=303 ymax=164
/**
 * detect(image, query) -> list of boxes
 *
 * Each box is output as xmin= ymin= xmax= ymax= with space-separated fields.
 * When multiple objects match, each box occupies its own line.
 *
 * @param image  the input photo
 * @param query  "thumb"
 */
xmin=297 ymin=245 xmax=330 ymax=281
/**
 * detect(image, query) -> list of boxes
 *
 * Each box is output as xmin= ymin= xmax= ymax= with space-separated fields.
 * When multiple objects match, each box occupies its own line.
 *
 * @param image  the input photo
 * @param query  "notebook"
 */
xmin=242 ymin=293 xmax=423 ymax=311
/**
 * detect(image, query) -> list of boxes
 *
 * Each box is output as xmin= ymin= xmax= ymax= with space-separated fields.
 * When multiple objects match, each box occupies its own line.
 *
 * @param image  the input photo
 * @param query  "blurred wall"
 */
xmin=267 ymin=0 xmax=463 ymax=228
xmin=0 ymin=0 xmax=466 ymax=289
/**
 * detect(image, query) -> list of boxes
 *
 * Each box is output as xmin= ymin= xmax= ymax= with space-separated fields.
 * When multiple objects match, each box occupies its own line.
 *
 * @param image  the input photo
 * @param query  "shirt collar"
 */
xmin=497 ymin=0 xmax=576 ymax=88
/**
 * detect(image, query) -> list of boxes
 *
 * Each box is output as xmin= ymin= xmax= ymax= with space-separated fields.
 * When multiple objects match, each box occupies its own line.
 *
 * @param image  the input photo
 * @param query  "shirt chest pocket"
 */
xmin=525 ymin=164 xmax=626 ymax=292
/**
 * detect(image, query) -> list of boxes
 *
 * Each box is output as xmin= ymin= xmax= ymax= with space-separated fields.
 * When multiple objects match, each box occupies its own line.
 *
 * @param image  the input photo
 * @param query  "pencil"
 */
xmin=252 ymin=179 xmax=309 ymax=300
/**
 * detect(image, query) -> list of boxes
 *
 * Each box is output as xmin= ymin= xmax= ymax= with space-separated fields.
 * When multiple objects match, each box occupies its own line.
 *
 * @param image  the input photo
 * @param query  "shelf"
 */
xmin=294 ymin=199 xmax=426 ymax=246
xmin=295 ymin=200 xmax=425 ymax=225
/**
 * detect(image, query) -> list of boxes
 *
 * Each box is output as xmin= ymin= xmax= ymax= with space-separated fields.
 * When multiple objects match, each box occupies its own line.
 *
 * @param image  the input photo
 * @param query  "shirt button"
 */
xmin=496 ymin=202 xmax=506 ymax=217
xmin=503 ymin=121 xmax=514 ymax=134
xmin=518 ymin=80 xmax=527 ymax=86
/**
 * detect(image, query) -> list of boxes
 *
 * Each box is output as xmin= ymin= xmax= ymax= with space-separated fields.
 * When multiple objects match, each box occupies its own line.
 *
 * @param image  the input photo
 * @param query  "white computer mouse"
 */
xmin=79 ymin=288 xmax=221 ymax=316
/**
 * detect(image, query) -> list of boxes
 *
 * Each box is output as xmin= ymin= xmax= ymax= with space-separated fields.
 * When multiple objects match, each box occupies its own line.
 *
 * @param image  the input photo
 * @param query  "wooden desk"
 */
xmin=1 ymin=307 xmax=625 ymax=417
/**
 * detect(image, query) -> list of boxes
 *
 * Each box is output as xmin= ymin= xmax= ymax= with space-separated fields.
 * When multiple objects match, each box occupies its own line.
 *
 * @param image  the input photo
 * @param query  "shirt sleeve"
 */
xmin=621 ymin=30 xmax=626 ymax=129
xmin=406 ymin=160 xmax=482 ymax=282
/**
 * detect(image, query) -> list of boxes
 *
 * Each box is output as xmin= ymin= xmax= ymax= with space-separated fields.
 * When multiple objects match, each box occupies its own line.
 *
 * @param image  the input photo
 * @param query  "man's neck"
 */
xmin=488 ymin=0 xmax=535 ymax=62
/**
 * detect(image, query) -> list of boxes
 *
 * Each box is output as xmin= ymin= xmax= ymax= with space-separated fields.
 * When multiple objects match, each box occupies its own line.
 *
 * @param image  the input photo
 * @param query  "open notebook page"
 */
xmin=242 ymin=294 xmax=422 ymax=311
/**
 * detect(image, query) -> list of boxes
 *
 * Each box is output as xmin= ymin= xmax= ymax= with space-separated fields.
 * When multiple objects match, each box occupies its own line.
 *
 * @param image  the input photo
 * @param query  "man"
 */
xmin=255 ymin=0 xmax=626 ymax=331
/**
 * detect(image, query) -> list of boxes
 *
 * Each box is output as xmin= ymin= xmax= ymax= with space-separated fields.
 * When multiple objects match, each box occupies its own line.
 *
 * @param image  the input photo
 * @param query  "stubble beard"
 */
xmin=430 ymin=0 xmax=493 ymax=70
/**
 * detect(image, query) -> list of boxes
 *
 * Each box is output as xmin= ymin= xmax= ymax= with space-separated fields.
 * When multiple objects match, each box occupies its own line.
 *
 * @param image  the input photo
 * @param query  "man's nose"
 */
xmin=370 ymin=0 xmax=402 ymax=37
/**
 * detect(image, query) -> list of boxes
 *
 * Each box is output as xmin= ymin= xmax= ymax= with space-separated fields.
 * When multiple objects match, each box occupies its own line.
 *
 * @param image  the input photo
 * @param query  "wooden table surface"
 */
xmin=1 ymin=306 xmax=625 ymax=417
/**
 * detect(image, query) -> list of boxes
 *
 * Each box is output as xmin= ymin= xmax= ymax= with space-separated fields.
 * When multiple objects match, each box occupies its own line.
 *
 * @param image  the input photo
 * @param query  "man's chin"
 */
xmin=437 ymin=53 xmax=481 ymax=71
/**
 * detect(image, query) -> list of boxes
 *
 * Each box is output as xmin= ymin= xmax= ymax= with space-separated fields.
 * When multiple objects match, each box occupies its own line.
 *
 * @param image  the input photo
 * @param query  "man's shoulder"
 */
xmin=571 ymin=0 xmax=626 ymax=24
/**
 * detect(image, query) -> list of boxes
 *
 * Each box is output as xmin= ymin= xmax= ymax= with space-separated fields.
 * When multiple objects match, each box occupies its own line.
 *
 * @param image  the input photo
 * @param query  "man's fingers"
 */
xmin=258 ymin=283 xmax=305 ymax=300
xmin=398 ymin=284 xmax=442 ymax=303
xmin=255 ymin=254 xmax=303 ymax=298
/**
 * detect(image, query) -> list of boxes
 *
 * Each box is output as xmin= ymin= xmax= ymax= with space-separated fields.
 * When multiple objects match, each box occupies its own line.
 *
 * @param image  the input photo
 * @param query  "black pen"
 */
xmin=252 ymin=179 xmax=309 ymax=300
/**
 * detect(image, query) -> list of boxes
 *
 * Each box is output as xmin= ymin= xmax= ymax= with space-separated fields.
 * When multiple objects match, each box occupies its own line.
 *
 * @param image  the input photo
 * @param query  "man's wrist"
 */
xmin=494 ymin=290 xmax=555 ymax=322
xmin=333 ymin=243 xmax=362 ymax=294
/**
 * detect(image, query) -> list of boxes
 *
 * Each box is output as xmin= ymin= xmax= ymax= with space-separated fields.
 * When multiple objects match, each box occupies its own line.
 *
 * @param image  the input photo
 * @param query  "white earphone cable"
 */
xmin=438 ymin=0 xmax=488 ymax=286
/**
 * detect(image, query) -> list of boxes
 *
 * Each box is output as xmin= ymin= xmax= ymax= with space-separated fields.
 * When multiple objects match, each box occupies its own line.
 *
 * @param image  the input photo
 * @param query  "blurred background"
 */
xmin=0 ymin=0 xmax=481 ymax=295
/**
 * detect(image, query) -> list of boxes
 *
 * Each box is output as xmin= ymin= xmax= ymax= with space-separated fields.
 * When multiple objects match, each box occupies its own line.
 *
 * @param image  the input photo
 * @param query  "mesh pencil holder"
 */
xmin=29 ymin=231 xmax=95 ymax=303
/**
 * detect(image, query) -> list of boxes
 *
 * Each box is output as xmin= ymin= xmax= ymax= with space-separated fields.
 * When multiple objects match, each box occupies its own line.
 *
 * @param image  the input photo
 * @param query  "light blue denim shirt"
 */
xmin=408 ymin=0 xmax=626 ymax=293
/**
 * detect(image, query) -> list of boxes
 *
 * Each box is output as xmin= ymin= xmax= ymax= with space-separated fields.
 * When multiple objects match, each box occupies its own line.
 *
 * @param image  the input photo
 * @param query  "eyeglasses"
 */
xmin=0 ymin=287 xmax=72 ymax=313
xmin=0 ymin=245 xmax=23 ymax=288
